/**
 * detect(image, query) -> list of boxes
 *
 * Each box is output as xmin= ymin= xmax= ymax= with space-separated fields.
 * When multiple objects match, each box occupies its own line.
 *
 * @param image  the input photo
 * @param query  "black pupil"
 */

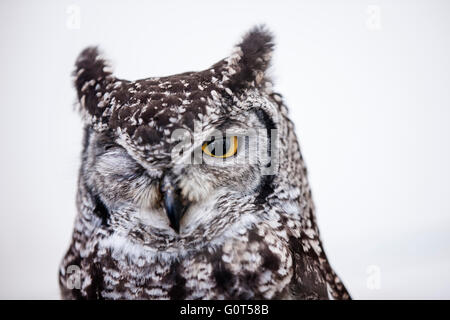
xmin=208 ymin=138 xmax=230 ymax=156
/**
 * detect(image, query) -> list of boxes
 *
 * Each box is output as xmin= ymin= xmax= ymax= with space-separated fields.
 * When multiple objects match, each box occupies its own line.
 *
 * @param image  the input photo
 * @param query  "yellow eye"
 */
xmin=202 ymin=136 xmax=238 ymax=158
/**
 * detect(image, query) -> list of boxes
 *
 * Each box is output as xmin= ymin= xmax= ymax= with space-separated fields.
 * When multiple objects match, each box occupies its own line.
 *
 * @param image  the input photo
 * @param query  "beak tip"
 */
xmin=170 ymin=221 xmax=180 ymax=233
xmin=162 ymin=187 xmax=186 ymax=234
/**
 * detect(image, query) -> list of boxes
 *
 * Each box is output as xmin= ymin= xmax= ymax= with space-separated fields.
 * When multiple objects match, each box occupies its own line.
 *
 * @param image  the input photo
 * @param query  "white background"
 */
xmin=1 ymin=0 xmax=449 ymax=299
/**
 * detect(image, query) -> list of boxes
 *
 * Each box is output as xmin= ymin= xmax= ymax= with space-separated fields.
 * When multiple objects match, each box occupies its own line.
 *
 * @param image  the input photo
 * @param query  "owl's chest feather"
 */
xmin=87 ymin=225 xmax=294 ymax=299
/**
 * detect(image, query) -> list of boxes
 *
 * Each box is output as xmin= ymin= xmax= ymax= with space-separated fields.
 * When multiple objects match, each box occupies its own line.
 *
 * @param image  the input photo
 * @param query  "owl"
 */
xmin=59 ymin=26 xmax=350 ymax=300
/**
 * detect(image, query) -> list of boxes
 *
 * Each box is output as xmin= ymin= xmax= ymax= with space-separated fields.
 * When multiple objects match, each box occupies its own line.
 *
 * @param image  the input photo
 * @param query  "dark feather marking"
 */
xmin=213 ymin=256 xmax=235 ymax=294
xmin=167 ymin=262 xmax=187 ymax=300
xmin=92 ymin=194 xmax=109 ymax=226
xmin=261 ymin=247 xmax=281 ymax=271
xmin=254 ymin=108 xmax=276 ymax=204
xmin=84 ymin=258 xmax=105 ymax=300
xmin=288 ymin=236 xmax=329 ymax=300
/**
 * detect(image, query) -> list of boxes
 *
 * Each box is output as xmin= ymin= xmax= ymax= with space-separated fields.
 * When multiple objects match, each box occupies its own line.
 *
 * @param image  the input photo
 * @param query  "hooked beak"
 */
xmin=160 ymin=174 xmax=187 ymax=233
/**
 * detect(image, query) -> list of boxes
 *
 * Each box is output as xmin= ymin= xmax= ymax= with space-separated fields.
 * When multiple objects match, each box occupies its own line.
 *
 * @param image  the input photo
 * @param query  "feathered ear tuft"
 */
xmin=73 ymin=47 xmax=114 ymax=122
xmin=225 ymin=25 xmax=274 ymax=90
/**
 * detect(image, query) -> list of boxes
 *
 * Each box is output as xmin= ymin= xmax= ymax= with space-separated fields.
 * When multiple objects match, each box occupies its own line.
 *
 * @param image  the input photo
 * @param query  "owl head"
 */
xmin=74 ymin=26 xmax=299 ymax=247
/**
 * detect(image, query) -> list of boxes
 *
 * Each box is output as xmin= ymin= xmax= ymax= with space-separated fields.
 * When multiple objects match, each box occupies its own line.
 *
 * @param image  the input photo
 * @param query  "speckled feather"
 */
xmin=60 ymin=26 xmax=350 ymax=300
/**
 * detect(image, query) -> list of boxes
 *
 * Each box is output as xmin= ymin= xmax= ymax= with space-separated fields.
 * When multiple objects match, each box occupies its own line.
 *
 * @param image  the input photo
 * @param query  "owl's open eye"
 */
xmin=202 ymin=136 xmax=238 ymax=158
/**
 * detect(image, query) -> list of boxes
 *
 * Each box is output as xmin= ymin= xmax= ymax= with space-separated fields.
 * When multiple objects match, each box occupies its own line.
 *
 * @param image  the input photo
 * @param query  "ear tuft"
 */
xmin=73 ymin=47 xmax=114 ymax=122
xmin=226 ymin=25 xmax=274 ymax=89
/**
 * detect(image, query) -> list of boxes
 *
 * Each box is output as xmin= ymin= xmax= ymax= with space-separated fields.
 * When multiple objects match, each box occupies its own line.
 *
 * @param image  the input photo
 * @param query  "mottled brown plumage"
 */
xmin=60 ymin=26 xmax=350 ymax=300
